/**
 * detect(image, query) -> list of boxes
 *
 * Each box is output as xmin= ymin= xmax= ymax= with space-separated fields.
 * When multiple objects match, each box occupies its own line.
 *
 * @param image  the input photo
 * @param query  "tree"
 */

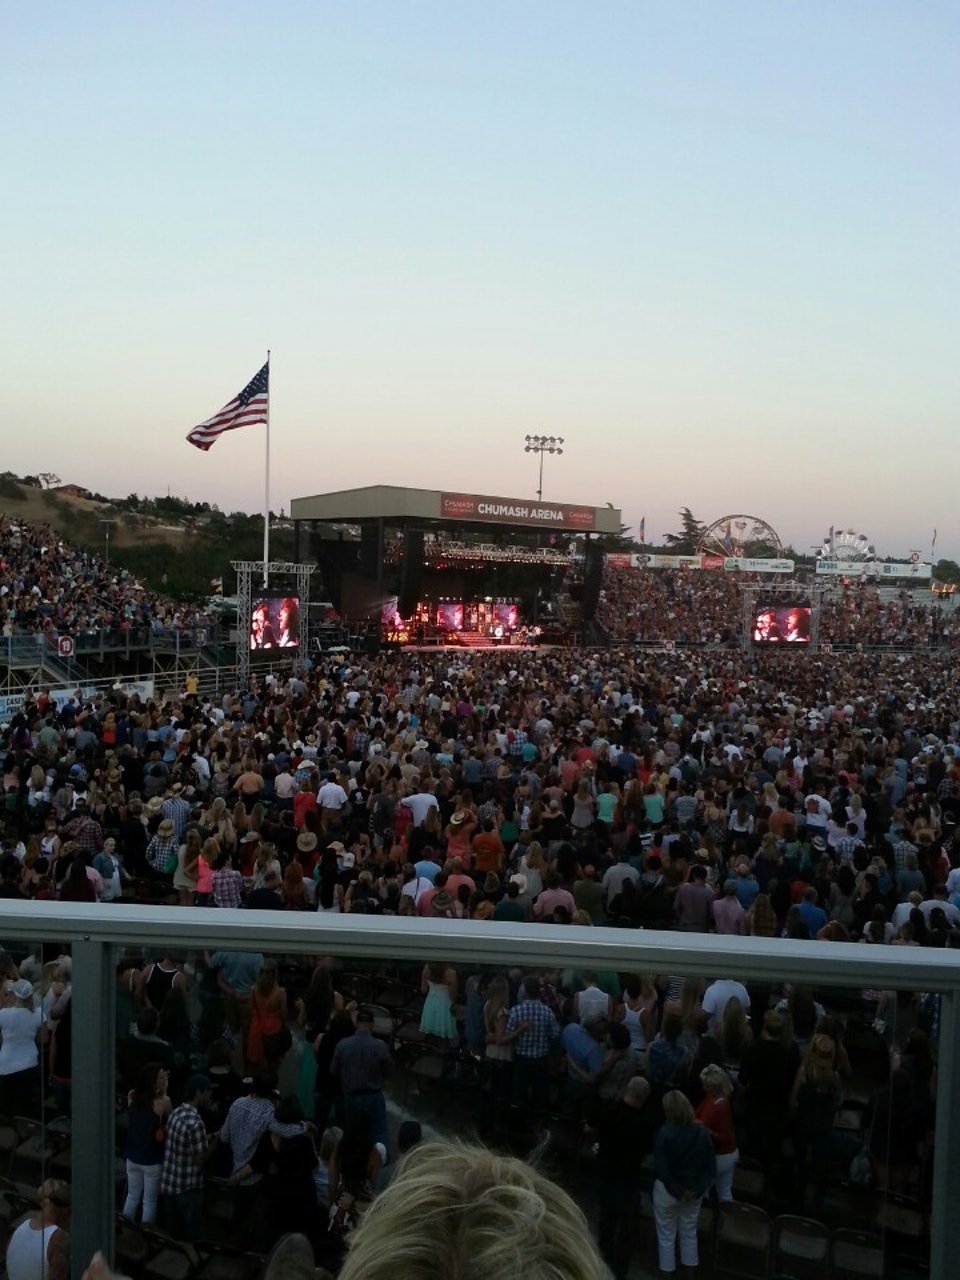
xmin=933 ymin=558 xmax=960 ymax=586
xmin=663 ymin=508 xmax=706 ymax=555
xmin=598 ymin=521 xmax=642 ymax=552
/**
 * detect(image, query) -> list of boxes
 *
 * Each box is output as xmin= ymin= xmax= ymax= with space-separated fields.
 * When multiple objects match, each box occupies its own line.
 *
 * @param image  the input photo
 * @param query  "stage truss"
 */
xmin=740 ymin=581 xmax=827 ymax=653
xmin=232 ymin=561 xmax=317 ymax=687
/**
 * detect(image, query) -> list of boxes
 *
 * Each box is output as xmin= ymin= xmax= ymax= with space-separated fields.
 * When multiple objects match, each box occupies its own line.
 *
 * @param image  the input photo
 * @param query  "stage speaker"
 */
xmin=398 ymin=530 xmax=424 ymax=616
xmin=581 ymin=541 xmax=604 ymax=621
xmin=360 ymin=524 xmax=380 ymax=579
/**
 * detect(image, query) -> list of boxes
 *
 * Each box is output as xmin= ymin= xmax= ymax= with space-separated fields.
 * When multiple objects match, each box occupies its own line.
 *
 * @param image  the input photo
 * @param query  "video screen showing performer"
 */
xmin=250 ymin=596 xmax=299 ymax=650
xmin=752 ymin=604 xmax=812 ymax=644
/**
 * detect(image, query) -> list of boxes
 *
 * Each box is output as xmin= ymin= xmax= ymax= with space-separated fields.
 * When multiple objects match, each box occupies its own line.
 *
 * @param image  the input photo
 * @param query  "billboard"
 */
xmin=816 ymin=560 xmax=932 ymax=579
xmin=605 ymin=553 xmax=795 ymax=573
xmin=441 ymin=492 xmax=597 ymax=531
xmin=724 ymin=557 xmax=795 ymax=574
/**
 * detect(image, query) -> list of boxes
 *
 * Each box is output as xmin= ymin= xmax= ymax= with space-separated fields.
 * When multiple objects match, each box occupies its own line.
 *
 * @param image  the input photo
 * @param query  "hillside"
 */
xmin=0 ymin=477 xmax=190 ymax=549
xmin=0 ymin=474 xmax=294 ymax=598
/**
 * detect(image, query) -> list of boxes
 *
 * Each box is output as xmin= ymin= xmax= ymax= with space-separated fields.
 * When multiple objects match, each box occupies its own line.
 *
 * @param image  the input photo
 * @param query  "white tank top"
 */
xmin=6 ymin=1219 xmax=57 ymax=1280
xmin=621 ymin=1002 xmax=647 ymax=1052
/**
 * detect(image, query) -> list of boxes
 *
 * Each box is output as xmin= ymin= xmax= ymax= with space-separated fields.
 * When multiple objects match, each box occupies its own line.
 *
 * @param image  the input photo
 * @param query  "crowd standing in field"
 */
xmin=2 ymin=512 xmax=958 ymax=1274
xmin=0 ymin=640 xmax=956 ymax=1274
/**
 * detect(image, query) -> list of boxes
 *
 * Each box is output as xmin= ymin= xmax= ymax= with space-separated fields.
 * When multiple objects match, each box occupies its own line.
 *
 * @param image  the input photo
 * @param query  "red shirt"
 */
xmin=695 ymin=1095 xmax=737 ymax=1154
xmin=293 ymin=792 xmax=317 ymax=830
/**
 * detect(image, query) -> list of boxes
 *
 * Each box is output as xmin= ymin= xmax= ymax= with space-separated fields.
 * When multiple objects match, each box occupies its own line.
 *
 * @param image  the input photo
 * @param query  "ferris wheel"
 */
xmin=698 ymin=513 xmax=783 ymax=559
xmin=819 ymin=528 xmax=876 ymax=562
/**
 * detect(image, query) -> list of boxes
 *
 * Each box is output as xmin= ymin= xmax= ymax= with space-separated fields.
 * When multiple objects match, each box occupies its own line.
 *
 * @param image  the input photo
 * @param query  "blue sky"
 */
xmin=2 ymin=2 xmax=957 ymax=558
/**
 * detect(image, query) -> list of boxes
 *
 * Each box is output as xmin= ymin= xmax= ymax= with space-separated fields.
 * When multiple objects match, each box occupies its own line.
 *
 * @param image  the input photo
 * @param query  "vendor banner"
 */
xmin=816 ymin=559 xmax=931 ymax=579
xmin=724 ymin=557 xmax=795 ymax=573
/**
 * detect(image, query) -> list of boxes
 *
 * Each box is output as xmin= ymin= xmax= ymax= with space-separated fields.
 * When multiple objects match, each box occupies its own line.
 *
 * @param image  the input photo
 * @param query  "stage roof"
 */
xmin=290 ymin=485 xmax=622 ymax=535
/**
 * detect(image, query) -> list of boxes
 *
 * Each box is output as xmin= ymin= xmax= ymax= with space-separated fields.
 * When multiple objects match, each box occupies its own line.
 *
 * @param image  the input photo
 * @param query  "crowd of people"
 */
xmin=0 ymin=640 xmax=957 ymax=1273
xmin=594 ymin=563 xmax=959 ymax=649
xmin=595 ymin=566 xmax=742 ymax=646
xmin=819 ymin=584 xmax=960 ymax=648
xmin=0 ymin=517 xmax=212 ymax=642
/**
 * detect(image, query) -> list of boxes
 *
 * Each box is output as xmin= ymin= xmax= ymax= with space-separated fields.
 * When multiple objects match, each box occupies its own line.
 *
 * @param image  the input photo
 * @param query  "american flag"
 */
xmin=186 ymin=362 xmax=269 ymax=451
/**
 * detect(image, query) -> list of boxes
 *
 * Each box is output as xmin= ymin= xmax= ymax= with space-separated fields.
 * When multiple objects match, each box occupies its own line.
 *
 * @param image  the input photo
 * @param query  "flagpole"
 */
xmin=263 ymin=350 xmax=271 ymax=588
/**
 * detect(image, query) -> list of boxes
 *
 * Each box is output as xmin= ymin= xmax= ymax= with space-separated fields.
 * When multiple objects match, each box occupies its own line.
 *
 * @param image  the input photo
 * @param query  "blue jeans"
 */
xmin=163 ymin=1188 xmax=203 ymax=1241
xmin=344 ymin=1090 xmax=388 ymax=1148
xmin=512 ymin=1056 xmax=550 ymax=1113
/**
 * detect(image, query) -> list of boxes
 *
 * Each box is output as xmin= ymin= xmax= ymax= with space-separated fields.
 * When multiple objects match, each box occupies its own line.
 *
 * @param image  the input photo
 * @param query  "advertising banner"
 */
xmin=816 ymin=560 xmax=931 ymax=579
xmin=604 ymin=553 xmax=705 ymax=570
xmin=724 ymin=557 xmax=795 ymax=574
xmin=441 ymin=492 xmax=597 ymax=531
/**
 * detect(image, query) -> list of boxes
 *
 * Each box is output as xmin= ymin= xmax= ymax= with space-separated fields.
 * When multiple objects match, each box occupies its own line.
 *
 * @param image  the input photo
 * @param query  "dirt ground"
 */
xmin=0 ymin=485 xmax=190 ymax=548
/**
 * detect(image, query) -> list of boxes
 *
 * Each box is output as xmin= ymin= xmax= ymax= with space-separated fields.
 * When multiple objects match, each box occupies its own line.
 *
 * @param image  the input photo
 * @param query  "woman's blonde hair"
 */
xmin=661 ymin=1089 xmax=695 ymax=1126
xmin=338 ymin=1140 xmax=609 ymax=1280
xmin=699 ymin=1064 xmax=734 ymax=1097
xmin=525 ymin=842 xmax=545 ymax=870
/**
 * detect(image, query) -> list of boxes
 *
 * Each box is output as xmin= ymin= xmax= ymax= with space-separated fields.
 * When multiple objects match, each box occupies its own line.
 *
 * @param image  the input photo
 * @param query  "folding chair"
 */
xmin=115 ymin=1213 xmax=155 ymax=1275
xmin=771 ymin=1213 xmax=829 ymax=1279
xmin=8 ymin=1117 xmax=67 ymax=1184
xmin=195 ymin=1238 xmax=264 ymax=1280
xmin=732 ymin=1155 xmax=766 ymax=1206
xmin=140 ymin=1223 xmax=199 ymax=1280
xmin=714 ymin=1201 xmax=772 ymax=1278
xmin=873 ymin=1194 xmax=927 ymax=1271
xmin=360 ymin=1003 xmax=400 ymax=1043
xmin=830 ymin=1227 xmax=886 ymax=1280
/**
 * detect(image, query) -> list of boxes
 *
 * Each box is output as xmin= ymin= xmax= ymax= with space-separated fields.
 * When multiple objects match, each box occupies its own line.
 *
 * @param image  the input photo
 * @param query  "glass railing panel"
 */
xmin=99 ymin=940 xmax=938 ymax=1279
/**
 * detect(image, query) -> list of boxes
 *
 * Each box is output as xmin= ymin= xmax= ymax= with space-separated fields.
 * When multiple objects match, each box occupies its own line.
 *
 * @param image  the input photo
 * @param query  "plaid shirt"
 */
xmin=67 ymin=814 xmax=103 ymax=854
xmin=160 ymin=1103 xmax=207 ymax=1195
xmin=212 ymin=867 xmax=244 ymax=908
xmin=146 ymin=834 xmax=180 ymax=874
xmin=835 ymin=834 xmax=861 ymax=864
xmin=161 ymin=794 xmax=191 ymax=841
xmin=507 ymin=729 xmax=528 ymax=758
xmin=220 ymin=1096 xmax=275 ymax=1177
xmin=891 ymin=837 xmax=919 ymax=875
xmin=506 ymin=998 xmax=559 ymax=1060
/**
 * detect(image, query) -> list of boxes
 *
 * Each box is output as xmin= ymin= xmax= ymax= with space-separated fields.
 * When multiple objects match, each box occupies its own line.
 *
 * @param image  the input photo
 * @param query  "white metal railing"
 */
xmin=1 ymin=903 xmax=956 ymax=1277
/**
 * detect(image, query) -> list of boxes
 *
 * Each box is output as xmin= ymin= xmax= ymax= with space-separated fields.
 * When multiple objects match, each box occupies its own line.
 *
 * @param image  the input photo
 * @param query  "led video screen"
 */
xmin=752 ymin=604 xmax=812 ymax=644
xmin=250 ymin=596 xmax=300 ymax=649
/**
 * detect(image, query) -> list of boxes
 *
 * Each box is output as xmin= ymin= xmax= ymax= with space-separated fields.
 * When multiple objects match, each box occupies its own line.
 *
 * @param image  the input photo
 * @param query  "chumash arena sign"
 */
xmin=441 ymin=492 xmax=598 ymax=531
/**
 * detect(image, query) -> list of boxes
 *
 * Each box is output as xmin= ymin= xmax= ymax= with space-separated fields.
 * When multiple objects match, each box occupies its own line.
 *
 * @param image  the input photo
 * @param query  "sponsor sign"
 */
xmin=441 ymin=492 xmax=597 ymax=531
xmin=816 ymin=560 xmax=932 ymax=579
xmin=724 ymin=557 xmax=795 ymax=574
xmin=0 ymin=694 xmax=26 ymax=719
xmin=875 ymin=561 xmax=931 ymax=579
xmin=605 ymin=553 xmax=705 ymax=570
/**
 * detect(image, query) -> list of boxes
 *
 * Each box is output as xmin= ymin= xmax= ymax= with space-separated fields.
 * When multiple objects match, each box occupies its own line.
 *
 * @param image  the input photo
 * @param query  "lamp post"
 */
xmin=100 ymin=519 xmax=116 ymax=567
xmin=524 ymin=435 xmax=564 ymax=502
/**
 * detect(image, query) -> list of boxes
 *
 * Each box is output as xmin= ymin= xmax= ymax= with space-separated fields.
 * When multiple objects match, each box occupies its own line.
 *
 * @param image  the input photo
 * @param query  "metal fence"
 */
xmin=0 ymin=904 xmax=958 ymax=1278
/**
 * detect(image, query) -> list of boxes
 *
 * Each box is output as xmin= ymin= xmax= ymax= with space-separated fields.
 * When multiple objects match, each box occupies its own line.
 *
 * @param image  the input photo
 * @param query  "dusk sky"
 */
xmin=3 ymin=2 xmax=957 ymax=559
